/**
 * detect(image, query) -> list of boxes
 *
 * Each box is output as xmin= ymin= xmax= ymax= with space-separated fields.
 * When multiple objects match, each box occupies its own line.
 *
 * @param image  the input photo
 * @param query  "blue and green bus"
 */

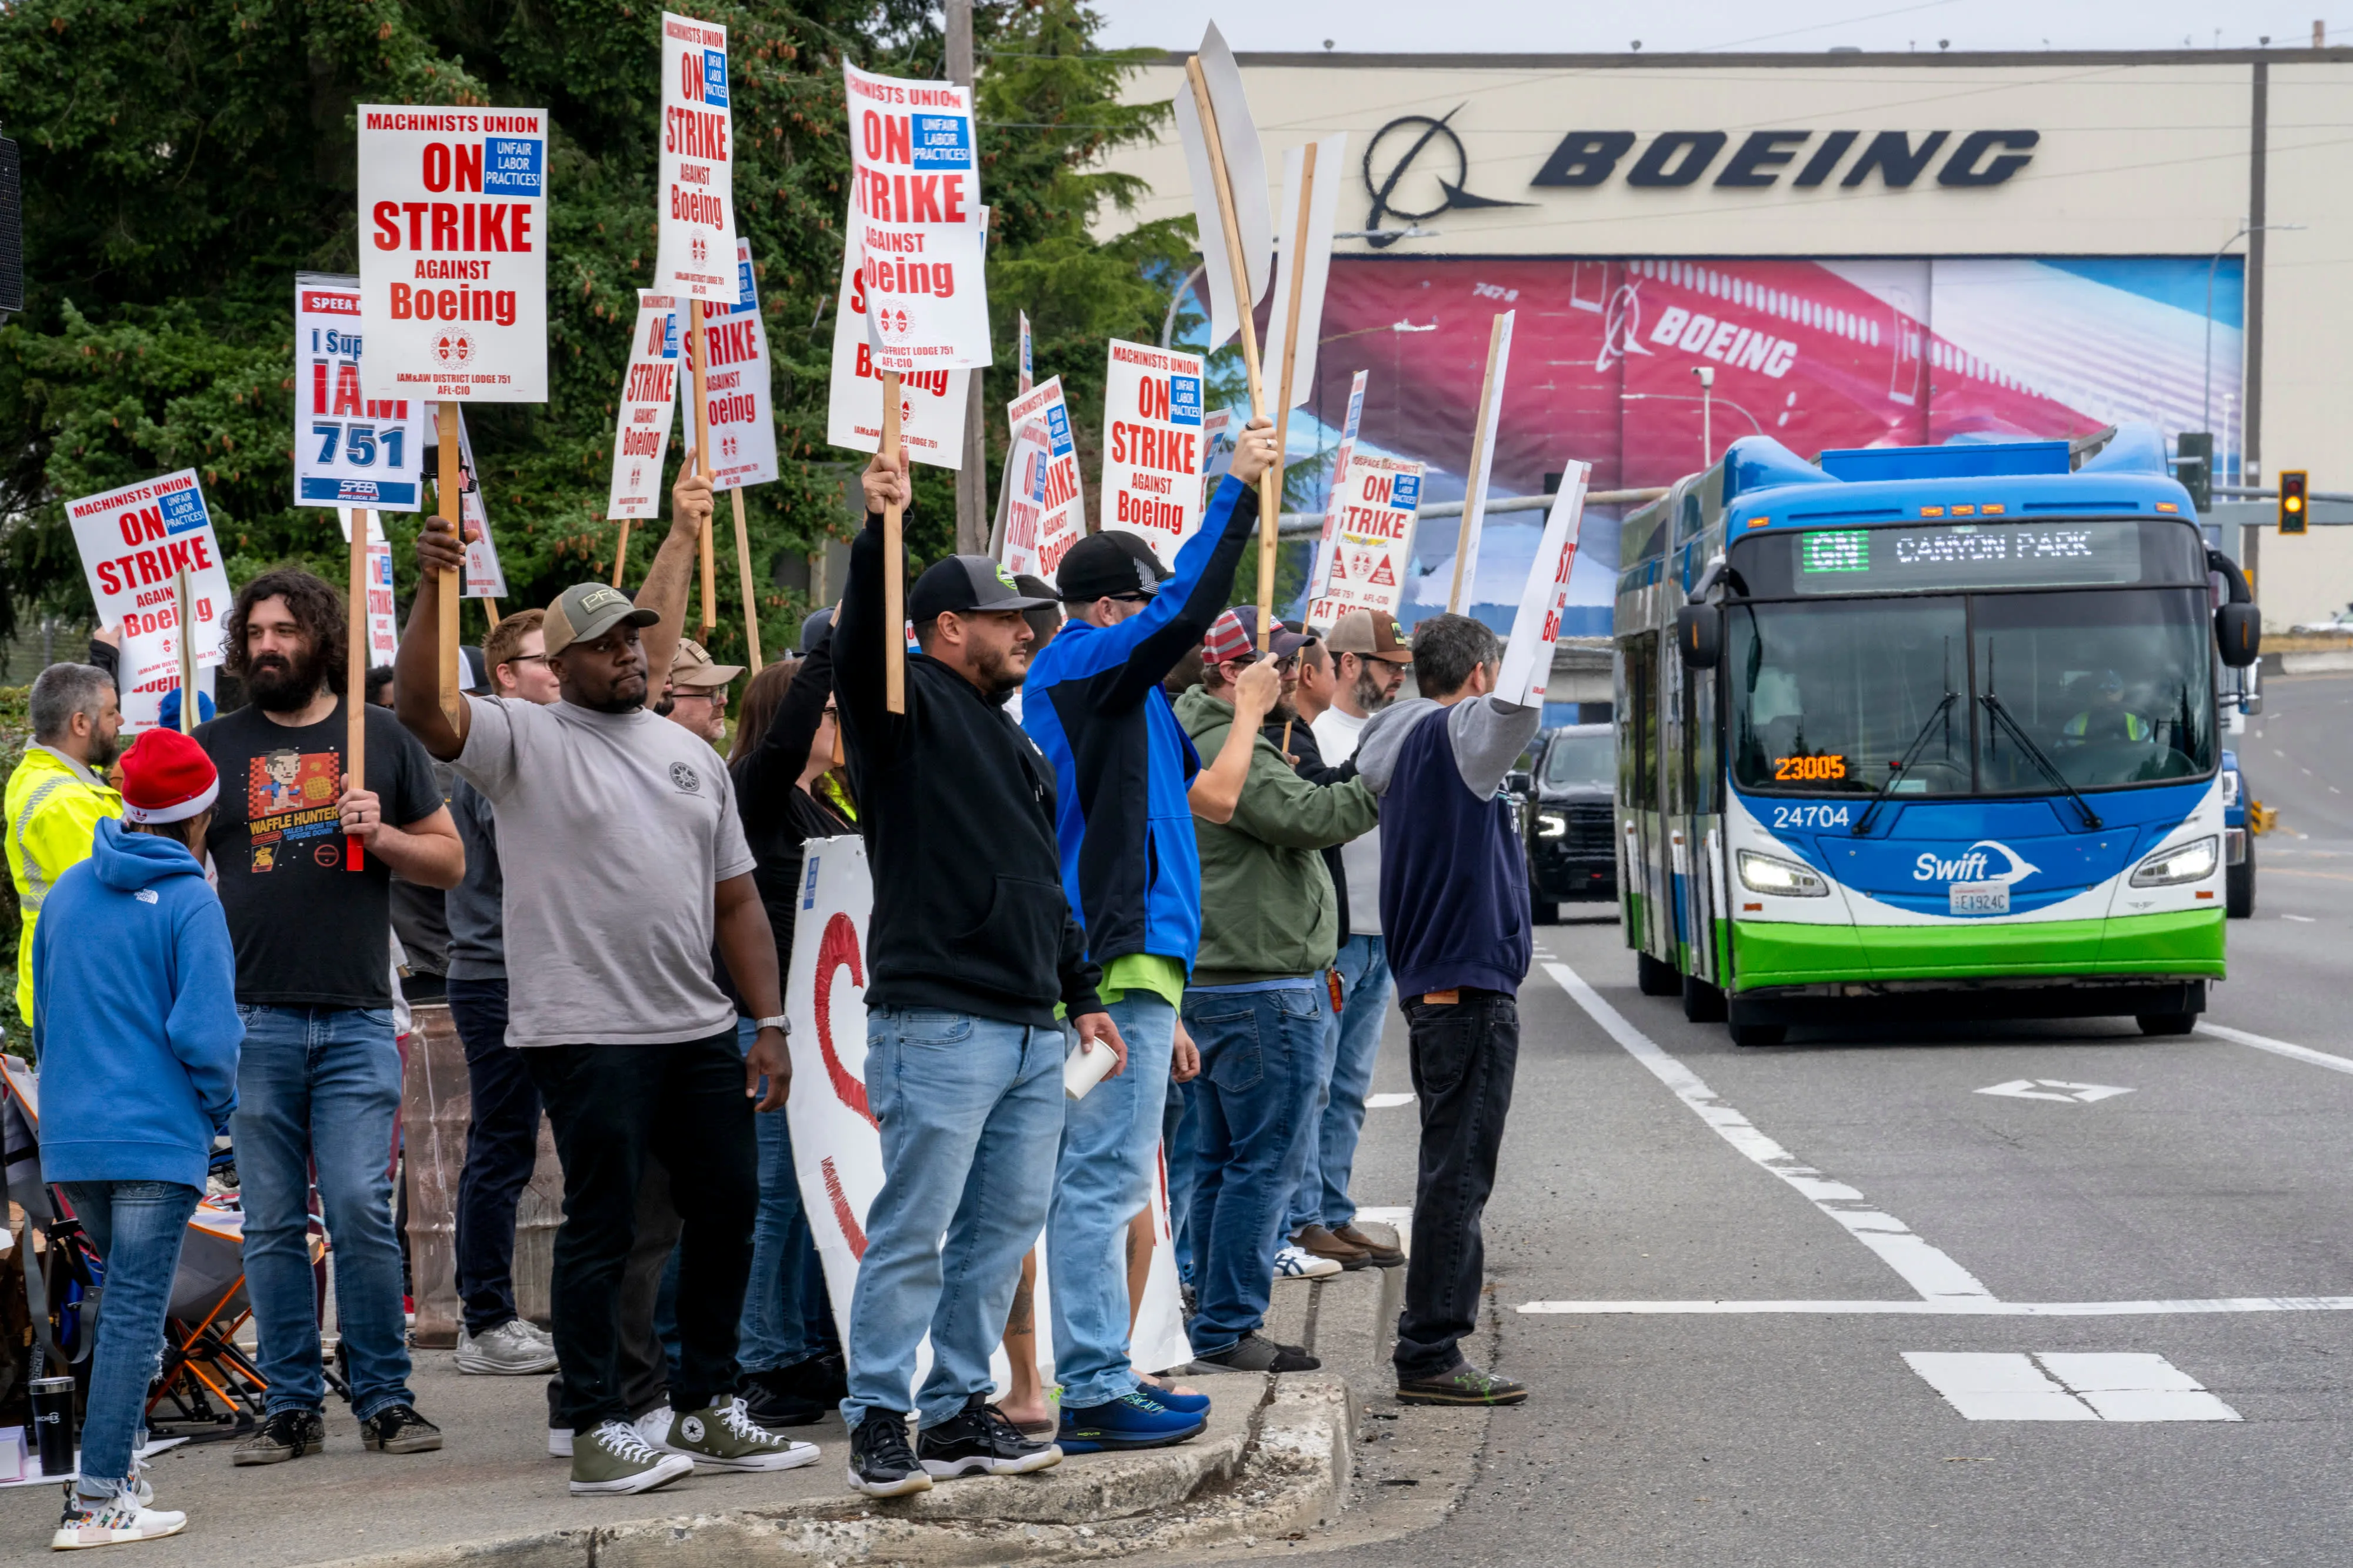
xmin=1615 ymin=424 xmax=2261 ymax=1046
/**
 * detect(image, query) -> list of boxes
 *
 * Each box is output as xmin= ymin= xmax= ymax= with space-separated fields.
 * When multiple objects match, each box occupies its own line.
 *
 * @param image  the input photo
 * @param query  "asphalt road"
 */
xmin=1322 ymin=675 xmax=2353 ymax=1567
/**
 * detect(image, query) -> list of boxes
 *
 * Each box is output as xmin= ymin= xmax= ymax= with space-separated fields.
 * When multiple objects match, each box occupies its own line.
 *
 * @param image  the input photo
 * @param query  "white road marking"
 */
xmin=1542 ymin=960 xmax=1994 ymax=1303
xmin=1905 ymin=1352 xmax=2238 ymax=1422
xmin=2282 ymin=913 xmax=2317 ymax=922
xmin=1365 ymin=1092 xmax=1417 ymax=1109
xmin=1519 ymin=1296 xmax=2353 ymax=1315
xmin=1977 ymin=1079 xmax=2134 ymax=1104
xmin=2197 ymin=1020 xmax=2353 ymax=1077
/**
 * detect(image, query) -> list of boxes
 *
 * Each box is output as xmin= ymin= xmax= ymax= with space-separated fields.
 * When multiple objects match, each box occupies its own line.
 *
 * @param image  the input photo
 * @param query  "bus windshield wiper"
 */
xmin=1852 ymin=691 xmax=1957 ymax=838
xmin=1979 ymin=692 xmax=2103 ymax=830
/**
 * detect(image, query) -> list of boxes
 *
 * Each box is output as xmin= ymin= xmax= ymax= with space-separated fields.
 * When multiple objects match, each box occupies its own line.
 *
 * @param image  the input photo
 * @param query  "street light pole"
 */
xmin=1692 ymin=365 xmax=1715 ymax=467
xmin=2206 ymin=221 xmax=2302 ymax=437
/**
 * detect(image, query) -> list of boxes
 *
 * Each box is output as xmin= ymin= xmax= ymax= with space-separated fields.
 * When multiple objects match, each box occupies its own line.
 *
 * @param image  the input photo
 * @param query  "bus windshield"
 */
xmin=1728 ymin=588 xmax=2214 ymax=796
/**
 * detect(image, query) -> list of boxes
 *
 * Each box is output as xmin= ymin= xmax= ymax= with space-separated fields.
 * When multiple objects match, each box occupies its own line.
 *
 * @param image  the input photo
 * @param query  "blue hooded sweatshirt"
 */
xmin=32 ymin=816 xmax=241 ymax=1188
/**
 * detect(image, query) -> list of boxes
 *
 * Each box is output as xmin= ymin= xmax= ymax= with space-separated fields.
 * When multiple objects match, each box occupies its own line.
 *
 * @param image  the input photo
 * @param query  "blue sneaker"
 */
xmin=1139 ymin=1385 xmax=1211 ymax=1416
xmin=1057 ymin=1390 xmax=1207 ymax=1453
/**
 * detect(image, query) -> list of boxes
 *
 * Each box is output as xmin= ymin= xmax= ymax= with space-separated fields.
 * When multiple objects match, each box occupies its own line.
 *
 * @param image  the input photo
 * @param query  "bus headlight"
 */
xmin=1536 ymin=811 xmax=1567 ymax=839
xmin=2129 ymin=836 xmax=2219 ymax=887
xmin=1737 ymin=849 xmax=1828 ymax=897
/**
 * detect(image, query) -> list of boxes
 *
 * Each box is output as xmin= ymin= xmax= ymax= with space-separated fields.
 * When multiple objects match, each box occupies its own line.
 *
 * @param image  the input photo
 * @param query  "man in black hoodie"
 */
xmin=831 ymin=451 xmax=1122 ymax=1498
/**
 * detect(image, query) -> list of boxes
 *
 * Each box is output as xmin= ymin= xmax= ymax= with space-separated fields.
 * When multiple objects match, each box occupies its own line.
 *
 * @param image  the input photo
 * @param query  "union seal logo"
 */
xmin=432 ymin=330 xmax=475 ymax=367
xmin=671 ymin=761 xmax=702 ymax=793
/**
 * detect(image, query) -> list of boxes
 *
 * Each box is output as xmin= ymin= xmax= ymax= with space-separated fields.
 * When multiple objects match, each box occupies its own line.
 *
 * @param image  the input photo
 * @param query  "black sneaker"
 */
xmin=782 ymin=1350 xmax=849 ymax=1404
xmin=360 ymin=1403 xmax=445 ymax=1453
xmin=1191 ymin=1331 xmax=1321 ymax=1374
xmin=740 ymin=1369 xmax=829 ymax=1429
xmin=848 ymin=1411 xmax=934 ymax=1498
xmin=917 ymin=1393 xmax=1064 ymax=1479
xmin=1396 ymin=1365 xmax=1529 ymax=1406
xmin=232 ymin=1407 xmax=325 ymax=1466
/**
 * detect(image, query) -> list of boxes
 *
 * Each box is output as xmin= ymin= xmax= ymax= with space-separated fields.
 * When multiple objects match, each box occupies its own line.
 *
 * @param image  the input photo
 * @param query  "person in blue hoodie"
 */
xmin=34 ymin=727 xmax=240 ymax=1550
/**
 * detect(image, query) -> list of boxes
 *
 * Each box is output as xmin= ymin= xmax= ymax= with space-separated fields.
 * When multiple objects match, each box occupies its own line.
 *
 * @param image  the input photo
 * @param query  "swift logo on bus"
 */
xmin=1912 ymin=840 xmax=2041 ymax=885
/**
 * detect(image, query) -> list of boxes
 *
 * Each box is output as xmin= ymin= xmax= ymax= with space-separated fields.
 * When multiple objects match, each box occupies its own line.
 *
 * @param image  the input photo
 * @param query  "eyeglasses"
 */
xmin=671 ymin=689 xmax=727 ymax=705
xmin=505 ymin=653 xmax=550 ymax=667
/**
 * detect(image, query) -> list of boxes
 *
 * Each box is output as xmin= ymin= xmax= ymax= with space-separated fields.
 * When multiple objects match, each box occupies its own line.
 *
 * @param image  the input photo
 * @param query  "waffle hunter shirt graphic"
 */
xmin=195 ymin=699 xmax=440 ymax=1009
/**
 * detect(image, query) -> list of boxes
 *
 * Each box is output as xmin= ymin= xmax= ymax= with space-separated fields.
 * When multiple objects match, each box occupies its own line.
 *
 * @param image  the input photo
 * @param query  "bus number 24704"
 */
xmin=1770 ymin=803 xmax=1852 ymax=830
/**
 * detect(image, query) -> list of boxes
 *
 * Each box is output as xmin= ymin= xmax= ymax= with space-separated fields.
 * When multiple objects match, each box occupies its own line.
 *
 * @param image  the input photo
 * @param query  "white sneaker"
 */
xmin=1274 ymin=1245 xmax=1341 ymax=1282
xmin=521 ymin=1320 xmax=556 ymax=1347
xmin=52 ymin=1491 xmax=188 ymax=1549
xmin=456 ymin=1319 xmax=561 ymax=1375
xmin=633 ymin=1405 xmax=674 ymax=1447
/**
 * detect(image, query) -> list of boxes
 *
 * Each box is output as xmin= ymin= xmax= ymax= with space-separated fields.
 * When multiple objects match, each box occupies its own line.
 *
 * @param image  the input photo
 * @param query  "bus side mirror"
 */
xmin=1676 ymin=604 xmax=1721 ymax=669
xmin=2215 ymin=602 xmax=2260 ymax=668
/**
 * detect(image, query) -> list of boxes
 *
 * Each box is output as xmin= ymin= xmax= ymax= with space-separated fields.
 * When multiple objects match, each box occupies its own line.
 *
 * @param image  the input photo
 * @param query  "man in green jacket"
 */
xmin=1174 ymin=608 xmax=1378 ymax=1373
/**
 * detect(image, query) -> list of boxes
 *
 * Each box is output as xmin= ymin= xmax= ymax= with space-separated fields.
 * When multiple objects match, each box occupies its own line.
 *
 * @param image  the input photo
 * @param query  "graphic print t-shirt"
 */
xmin=195 ymin=699 xmax=442 ymax=1009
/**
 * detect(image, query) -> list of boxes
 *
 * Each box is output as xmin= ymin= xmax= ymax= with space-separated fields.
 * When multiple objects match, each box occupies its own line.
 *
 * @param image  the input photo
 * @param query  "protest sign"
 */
xmin=1307 ymin=369 xmax=1369 ymax=601
xmin=1448 ymin=309 xmax=1515 ymax=613
xmin=336 ymin=509 xmax=401 ymax=667
xmin=655 ymin=13 xmax=738 ymax=302
xmin=785 ymin=836 xmax=1192 ymax=1380
xmin=607 ymin=292 xmax=682 ymax=520
xmin=1198 ymin=407 xmax=1238 ymax=510
xmin=825 ymin=218 xmax=972 ymax=467
xmin=999 ymin=378 xmax=1084 ymax=583
xmin=698 ymin=236 xmax=778 ymax=489
xmin=441 ymin=408 xmax=509 ymax=598
xmin=357 ymin=106 xmax=549 ymax=402
xmin=842 ymin=61 xmax=991 ymax=372
xmin=1305 ymin=452 xmax=1424 ymax=632
xmin=1101 ymin=339 xmax=1206 ymax=570
xmin=1259 ymin=135 xmax=1345 ymax=415
xmin=1170 ymin=23 xmax=1268 ymax=356
xmin=67 ymin=470 xmax=232 ymax=730
xmin=1496 ymin=464 xmax=1591 ymax=707
xmin=295 ymin=274 xmax=426 ymax=511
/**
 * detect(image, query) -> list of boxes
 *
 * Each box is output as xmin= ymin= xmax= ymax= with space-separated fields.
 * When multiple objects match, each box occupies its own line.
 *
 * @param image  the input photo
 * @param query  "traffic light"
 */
xmin=2279 ymin=469 xmax=2309 ymax=535
xmin=2176 ymin=432 xmax=2212 ymax=511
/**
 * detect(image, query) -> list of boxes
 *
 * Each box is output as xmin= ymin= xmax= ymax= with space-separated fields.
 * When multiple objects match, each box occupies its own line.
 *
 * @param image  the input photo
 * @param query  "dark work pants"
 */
xmin=525 ymin=1030 xmax=756 ymax=1431
xmin=1393 ymin=989 xmax=1520 ymax=1381
xmin=544 ymin=1163 xmax=682 ymax=1429
xmin=447 ymin=978 xmax=544 ymax=1337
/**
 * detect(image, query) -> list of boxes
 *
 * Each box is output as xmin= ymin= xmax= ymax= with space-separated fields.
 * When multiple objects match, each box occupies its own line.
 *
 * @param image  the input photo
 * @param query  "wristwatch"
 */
xmin=754 ymin=1015 xmax=791 ymax=1035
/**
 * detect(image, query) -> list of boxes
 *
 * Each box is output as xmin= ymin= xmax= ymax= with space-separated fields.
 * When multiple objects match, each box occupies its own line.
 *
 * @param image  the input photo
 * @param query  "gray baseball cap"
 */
xmin=908 ymin=555 xmax=1059 ymax=623
xmin=543 ymin=582 xmax=659 ymax=655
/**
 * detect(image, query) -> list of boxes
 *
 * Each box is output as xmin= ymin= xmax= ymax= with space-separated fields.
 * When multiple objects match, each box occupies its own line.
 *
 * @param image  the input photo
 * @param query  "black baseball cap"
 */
xmin=908 ymin=555 xmax=1059 ymax=624
xmin=1056 ymin=530 xmax=1172 ymax=604
xmin=796 ymin=607 xmax=834 ymax=656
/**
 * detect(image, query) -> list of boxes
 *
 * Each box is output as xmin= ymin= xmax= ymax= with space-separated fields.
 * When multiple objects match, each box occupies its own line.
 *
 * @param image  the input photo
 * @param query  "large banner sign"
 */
xmin=295 ymin=274 xmax=426 ymax=511
xmin=1495 ymin=463 xmax=1590 ymax=707
xmin=608 ymin=292 xmax=682 ymax=519
xmin=842 ymin=62 xmax=991 ymax=373
xmin=656 ymin=13 xmax=738 ymax=302
xmin=1100 ymin=339 xmax=1206 ymax=570
xmin=68 ymin=471 xmax=232 ymax=730
xmin=1305 ymin=452 xmax=1424 ymax=630
xmin=358 ymin=105 xmax=549 ymax=402
xmin=825 ymin=215 xmax=974 ymax=467
xmin=785 ymin=837 xmax=1191 ymax=1382
xmin=700 ymin=236 xmax=779 ymax=490
xmin=999 ymin=378 xmax=1083 ymax=583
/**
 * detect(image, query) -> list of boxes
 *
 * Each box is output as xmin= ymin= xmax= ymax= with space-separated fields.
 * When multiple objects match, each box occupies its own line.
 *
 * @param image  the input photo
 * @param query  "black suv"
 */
xmin=1519 ymin=723 xmax=1616 ymax=922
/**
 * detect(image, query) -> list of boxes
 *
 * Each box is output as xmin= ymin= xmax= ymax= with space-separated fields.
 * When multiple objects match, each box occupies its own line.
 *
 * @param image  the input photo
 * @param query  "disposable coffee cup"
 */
xmin=1064 ymin=1039 xmax=1117 ymax=1102
xmin=30 ymin=1376 xmax=76 ymax=1478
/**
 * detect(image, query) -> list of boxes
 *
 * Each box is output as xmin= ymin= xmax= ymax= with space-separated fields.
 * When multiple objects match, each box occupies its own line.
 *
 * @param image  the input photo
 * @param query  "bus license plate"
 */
xmin=1949 ymin=881 xmax=2009 ymax=916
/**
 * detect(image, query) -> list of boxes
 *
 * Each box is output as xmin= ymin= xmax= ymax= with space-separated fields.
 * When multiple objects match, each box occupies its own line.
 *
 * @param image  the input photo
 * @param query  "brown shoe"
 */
xmin=1292 ymin=1223 xmax=1373 ymax=1270
xmin=1331 ymin=1223 xmax=1406 ymax=1269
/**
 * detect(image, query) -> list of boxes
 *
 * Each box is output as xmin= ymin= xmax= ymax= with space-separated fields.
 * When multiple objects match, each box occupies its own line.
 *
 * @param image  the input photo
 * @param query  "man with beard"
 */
xmin=7 ymin=662 xmax=124 ymax=1027
xmin=395 ymin=466 xmax=817 ymax=1497
xmin=192 ymin=569 xmax=463 ymax=1466
xmin=829 ymin=452 xmax=1122 ymax=1497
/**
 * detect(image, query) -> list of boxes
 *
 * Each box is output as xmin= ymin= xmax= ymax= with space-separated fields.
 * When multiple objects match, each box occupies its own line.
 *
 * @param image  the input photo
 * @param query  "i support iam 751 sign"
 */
xmin=294 ymin=274 xmax=425 ymax=510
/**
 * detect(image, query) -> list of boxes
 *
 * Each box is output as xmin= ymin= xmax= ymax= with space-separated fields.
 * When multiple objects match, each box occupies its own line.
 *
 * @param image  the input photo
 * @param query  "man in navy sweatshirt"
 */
xmin=1352 ymin=613 xmax=1541 ymax=1406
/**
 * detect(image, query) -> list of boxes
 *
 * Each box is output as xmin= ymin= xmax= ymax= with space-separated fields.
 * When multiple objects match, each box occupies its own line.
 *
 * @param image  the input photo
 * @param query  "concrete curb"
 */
xmin=297 ymin=1376 xmax=1354 ymax=1568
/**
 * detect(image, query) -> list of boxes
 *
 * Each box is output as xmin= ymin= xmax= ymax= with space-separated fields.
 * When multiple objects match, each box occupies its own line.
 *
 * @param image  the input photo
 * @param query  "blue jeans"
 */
xmin=1287 ymin=935 xmax=1391 ymax=1233
xmin=1162 ymin=1077 xmax=1199 ymax=1288
xmin=1179 ymin=985 xmax=1325 ymax=1355
xmin=1046 ymin=992 xmax=1176 ymax=1409
xmin=735 ymin=1016 xmax=837 ymax=1373
xmin=231 ymin=1005 xmax=415 ymax=1420
xmin=61 ymin=1180 xmax=200 ymax=1499
xmin=841 ymin=1009 xmax=1062 ymax=1430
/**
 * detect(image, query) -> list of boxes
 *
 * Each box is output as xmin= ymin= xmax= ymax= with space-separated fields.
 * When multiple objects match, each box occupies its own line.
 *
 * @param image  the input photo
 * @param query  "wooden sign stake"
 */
xmin=435 ymin=405 xmax=463 ymax=728
xmin=689 ymin=298 xmax=716 ymax=632
xmin=731 ymin=486 xmax=763 ymax=673
xmin=1448 ymin=314 xmax=1511 ymax=616
xmin=172 ymin=565 xmax=198 ymax=735
xmin=346 ymin=507 xmax=371 ymax=870
xmin=1185 ymin=54 xmax=1274 ymax=650
xmin=1264 ymin=140 xmax=1319 ymax=651
xmin=612 ymin=519 xmax=632 ymax=588
xmin=882 ymin=371 xmax=906 ymax=713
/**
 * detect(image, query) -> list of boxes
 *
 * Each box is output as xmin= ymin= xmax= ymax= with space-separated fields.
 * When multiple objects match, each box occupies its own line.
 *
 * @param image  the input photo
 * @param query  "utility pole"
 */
xmin=947 ymin=0 xmax=987 ymax=555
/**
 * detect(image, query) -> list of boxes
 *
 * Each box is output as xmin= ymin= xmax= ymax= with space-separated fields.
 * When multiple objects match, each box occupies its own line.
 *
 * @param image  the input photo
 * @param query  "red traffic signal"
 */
xmin=2280 ymin=470 xmax=2309 ymax=535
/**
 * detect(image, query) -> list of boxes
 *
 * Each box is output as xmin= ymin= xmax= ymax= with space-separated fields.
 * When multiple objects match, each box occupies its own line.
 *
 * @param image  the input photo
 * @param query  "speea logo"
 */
xmin=1913 ymin=840 xmax=2040 ymax=885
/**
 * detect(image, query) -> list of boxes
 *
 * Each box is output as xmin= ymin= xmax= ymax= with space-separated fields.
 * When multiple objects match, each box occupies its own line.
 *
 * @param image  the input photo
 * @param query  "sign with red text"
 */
xmin=446 ymin=406 xmax=511 ymax=598
xmin=999 ymin=378 xmax=1084 ymax=583
xmin=608 ymin=292 xmax=682 ymax=519
xmin=1304 ymin=452 xmax=1423 ymax=630
xmin=656 ymin=14 xmax=737 ymax=302
xmin=1198 ymin=406 xmax=1237 ymax=511
xmin=699 ymin=236 xmax=778 ymax=489
xmin=1307 ymin=369 xmax=1370 ymax=601
xmin=358 ymin=106 xmax=548 ymax=401
xmin=1100 ymin=339 xmax=1206 ymax=569
xmin=336 ymin=509 xmax=401 ymax=665
xmin=826 ymin=211 xmax=973 ymax=467
xmin=295 ymin=273 xmax=426 ymax=511
xmin=67 ymin=471 xmax=233 ymax=720
xmin=1496 ymin=463 xmax=1591 ymax=707
xmin=842 ymin=62 xmax=991 ymax=372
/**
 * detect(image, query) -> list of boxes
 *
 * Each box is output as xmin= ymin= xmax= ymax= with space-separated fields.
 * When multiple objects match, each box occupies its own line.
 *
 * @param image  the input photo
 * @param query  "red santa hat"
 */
xmin=119 ymin=728 xmax=220 ymax=825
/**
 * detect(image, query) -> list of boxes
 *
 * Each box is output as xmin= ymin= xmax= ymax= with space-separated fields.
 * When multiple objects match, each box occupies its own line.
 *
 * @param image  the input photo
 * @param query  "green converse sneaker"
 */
xmin=1395 ymin=1365 xmax=1530 ymax=1406
xmin=659 ymin=1397 xmax=822 ymax=1472
xmin=570 ymin=1419 xmax=695 ymax=1496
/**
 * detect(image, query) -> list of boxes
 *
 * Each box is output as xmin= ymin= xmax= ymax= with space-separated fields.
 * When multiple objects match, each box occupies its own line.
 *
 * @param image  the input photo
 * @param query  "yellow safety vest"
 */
xmin=5 ymin=744 xmax=123 ymax=1028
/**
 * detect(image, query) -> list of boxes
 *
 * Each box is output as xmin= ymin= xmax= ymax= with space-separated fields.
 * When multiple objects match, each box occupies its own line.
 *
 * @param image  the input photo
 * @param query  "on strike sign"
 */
xmin=999 ymin=378 xmax=1083 ymax=583
xmin=358 ymin=105 xmax=549 ymax=402
xmin=608 ymin=292 xmax=682 ymax=519
xmin=67 ymin=471 xmax=234 ymax=720
xmin=698 ymin=236 xmax=778 ymax=489
xmin=825 ymin=208 xmax=973 ymax=467
xmin=843 ymin=62 xmax=990 ymax=372
xmin=1495 ymin=463 xmax=1591 ymax=708
xmin=294 ymin=273 xmax=425 ymax=511
xmin=1100 ymin=339 xmax=1205 ymax=570
xmin=1305 ymin=452 xmax=1424 ymax=629
xmin=656 ymin=13 xmax=737 ymax=301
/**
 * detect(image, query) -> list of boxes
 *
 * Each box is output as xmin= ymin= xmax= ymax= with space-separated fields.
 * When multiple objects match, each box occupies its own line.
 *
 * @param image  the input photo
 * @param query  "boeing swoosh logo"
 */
xmin=1911 ymin=840 xmax=2041 ymax=885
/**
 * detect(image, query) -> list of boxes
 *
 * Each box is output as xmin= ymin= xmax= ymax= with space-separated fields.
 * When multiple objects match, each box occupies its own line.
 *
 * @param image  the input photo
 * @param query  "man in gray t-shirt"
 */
xmin=396 ymin=486 xmax=816 ymax=1497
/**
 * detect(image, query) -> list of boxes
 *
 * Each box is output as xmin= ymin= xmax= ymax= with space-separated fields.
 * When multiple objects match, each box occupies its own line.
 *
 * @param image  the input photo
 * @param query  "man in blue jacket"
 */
xmin=1019 ymin=416 xmax=1280 ymax=1452
xmin=35 ymin=728 xmax=242 ymax=1548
